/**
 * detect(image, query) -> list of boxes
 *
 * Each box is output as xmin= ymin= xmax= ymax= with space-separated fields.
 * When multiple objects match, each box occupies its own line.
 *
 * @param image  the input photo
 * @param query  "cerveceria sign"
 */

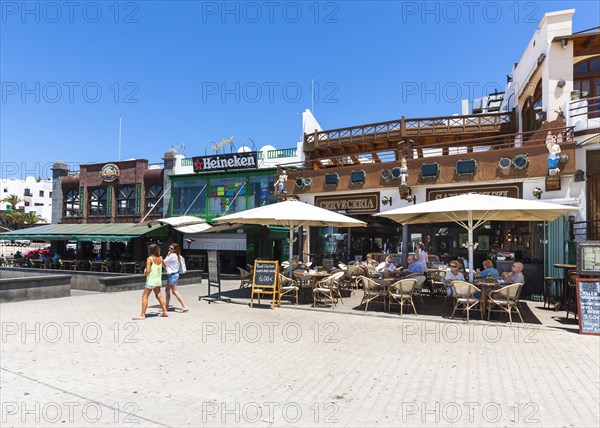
xmin=315 ymin=193 xmax=379 ymax=214
xmin=193 ymin=152 xmax=258 ymax=173
xmin=427 ymin=183 xmax=522 ymax=201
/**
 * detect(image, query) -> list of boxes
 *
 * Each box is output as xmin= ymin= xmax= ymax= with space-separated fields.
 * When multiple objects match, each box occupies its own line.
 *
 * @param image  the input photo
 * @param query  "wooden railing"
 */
xmin=305 ymin=112 xmax=514 ymax=147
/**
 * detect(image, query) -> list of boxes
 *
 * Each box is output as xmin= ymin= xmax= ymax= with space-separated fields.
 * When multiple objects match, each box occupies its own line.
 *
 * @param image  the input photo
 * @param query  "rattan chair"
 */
xmin=358 ymin=276 xmax=387 ymax=312
xmin=451 ymin=280 xmax=483 ymax=321
xmin=487 ymin=283 xmax=524 ymax=324
xmin=238 ymin=267 xmax=252 ymax=289
xmin=388 ymin=278 xmax=417 ymax=315
xmin=408 ymin=275 xmax=427 ymax=305
xmin=428 ymin=270 xmax=446 ymax=296
xmin=278 ymin=273 xmax=299 ymax=306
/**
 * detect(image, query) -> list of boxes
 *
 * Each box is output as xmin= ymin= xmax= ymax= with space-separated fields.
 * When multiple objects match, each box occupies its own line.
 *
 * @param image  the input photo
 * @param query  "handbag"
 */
xmin=178 ymin=256 xmax=187 ymax=274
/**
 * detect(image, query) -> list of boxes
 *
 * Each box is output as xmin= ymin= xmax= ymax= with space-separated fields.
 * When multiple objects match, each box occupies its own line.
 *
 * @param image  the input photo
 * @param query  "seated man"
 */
xmin=479 ymin=259 xmax=500 ymax=279
xmin=376 ymin=255 xmax=396 ymax=273
xmin=444 ymin=261 xmax=465 ymax=296
xmin=501 ymin=262 xmax=525 ymax=285
xmin=406 ymin=255 xmax=424 ymax=273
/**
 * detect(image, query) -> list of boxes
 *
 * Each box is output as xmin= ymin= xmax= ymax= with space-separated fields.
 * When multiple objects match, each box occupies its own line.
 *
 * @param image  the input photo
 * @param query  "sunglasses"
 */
xmin=450 ymin=265 xmax=459 ymax=268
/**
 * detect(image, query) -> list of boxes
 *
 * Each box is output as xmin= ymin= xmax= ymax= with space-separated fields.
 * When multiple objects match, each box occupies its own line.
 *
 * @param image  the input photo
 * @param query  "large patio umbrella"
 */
xmin=216 ymin=199 xmax=367 ymax=270
xmin=374 ymin=193 xmax=576 ymax=281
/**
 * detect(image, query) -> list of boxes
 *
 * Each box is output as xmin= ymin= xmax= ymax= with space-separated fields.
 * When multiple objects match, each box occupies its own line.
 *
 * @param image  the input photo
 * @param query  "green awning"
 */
xmin=0 ymin=223 xmax=168 ymax=242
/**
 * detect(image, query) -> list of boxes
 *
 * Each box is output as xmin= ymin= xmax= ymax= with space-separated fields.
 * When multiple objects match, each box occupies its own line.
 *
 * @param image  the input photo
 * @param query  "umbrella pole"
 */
xmin=468 ymin=211 xmax=474 ymax=283
xmin=289 ymin=226 xmax=294 ymax=280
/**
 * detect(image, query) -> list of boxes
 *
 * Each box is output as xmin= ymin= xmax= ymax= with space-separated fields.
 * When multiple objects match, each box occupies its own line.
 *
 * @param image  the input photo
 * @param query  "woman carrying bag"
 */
xmin=164 ymin=243 xmax=189 ymax=312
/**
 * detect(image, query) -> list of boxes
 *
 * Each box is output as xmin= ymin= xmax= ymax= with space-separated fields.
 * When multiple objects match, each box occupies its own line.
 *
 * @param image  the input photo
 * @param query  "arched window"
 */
xmin=64 ymin=189 xmax=80 ymax=217
xmin=117 ymin=186 xmax=136 ymax=216
xmin=574 ymin=56 xmax=600 ymax=113
xmin=89 ymin=188 xmax=107 ymax=217
xmin=522 ymin=81 xmax=543 ymax=134
xmin=146 ymin=184 xmax=163 ymax=216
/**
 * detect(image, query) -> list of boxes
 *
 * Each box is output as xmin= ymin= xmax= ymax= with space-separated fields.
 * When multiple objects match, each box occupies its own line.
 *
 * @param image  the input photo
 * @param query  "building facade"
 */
xmin=1 ymin=176 xmax=53 ymax=222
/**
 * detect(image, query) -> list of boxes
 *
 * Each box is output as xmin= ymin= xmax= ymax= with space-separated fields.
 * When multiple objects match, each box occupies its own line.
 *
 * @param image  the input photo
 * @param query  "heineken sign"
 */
xmin=193 ymin=152 xmax=258 ymax=173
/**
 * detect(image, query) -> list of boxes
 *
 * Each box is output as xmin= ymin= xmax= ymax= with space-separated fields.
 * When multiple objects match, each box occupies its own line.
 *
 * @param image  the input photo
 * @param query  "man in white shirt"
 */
xmin=376 ymin=255 xmax=396 ymax=273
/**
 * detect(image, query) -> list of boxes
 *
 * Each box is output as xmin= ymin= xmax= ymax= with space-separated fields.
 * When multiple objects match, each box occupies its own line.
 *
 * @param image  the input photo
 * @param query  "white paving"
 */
xmin=1 ymin=280 xmax=599 ymax=427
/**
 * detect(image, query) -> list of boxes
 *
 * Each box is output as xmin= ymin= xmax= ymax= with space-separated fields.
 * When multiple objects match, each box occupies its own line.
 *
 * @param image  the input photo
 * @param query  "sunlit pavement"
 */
xmin=1 ymin=279 xmax=599 ymax=427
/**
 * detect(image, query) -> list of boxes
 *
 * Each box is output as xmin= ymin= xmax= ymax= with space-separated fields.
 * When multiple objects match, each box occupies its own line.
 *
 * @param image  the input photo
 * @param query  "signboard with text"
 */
xmin=192 ymin=152 xmax=258 ymax=173
xmin=315 ymin=192 xmax=379 ymax=214
xmin=576 ymin=279 xmax=600 ymax=335
xmin=427 ymin=183 xmax=522 ymax=201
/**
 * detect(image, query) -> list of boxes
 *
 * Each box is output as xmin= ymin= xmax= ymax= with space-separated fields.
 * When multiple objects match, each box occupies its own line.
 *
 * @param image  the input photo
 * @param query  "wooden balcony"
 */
xmin=305 ymin=112 xmax=514 ymax=147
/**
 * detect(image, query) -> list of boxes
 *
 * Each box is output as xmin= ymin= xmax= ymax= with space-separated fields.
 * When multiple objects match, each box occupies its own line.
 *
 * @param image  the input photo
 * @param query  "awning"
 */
xmin=0 ymin=223 xmax=168 ymax=242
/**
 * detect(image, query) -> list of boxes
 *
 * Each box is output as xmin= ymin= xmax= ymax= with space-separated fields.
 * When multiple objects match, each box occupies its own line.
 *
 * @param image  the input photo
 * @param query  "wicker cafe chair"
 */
xmin=278 ymin=273 xmax=299 ymax=306
xmin=388 ymin=278 xmax=417 ymax=316
xmin=359 ymin=276 xmax=387 ymax=312
xmin=313 ymin=271 xmax=345 ymax=308
xmin=408 ymin=275 xmax=427 ymax=305
xmin=451 ymin=280 xmax=483 ymax=321
xmin=238 ymin=267 xmax=252 ymax=289
xmin=566 ymin=270 xmax=578 ymax=319
xmin=487 ymin=283 xmax=524 ymax=324
xmin=429 ymin=270 xmax=446 ymax=296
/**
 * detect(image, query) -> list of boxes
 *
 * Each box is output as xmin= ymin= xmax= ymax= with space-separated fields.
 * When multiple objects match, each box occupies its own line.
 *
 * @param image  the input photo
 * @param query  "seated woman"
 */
xmin=444 ymin=261 xmax=465 ymax=296
xmin=361 ymin=253 xmax=378 ymax=268
xmin=479 ymin=259 xmax=500 ymax=279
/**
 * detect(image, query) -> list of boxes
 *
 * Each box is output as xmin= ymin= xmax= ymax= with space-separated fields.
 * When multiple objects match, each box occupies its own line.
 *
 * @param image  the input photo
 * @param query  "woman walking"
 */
xmin=133 ymin=243 xmax=168 ymax=320
xmin=164 ymin=243 xmax=189 ymax=312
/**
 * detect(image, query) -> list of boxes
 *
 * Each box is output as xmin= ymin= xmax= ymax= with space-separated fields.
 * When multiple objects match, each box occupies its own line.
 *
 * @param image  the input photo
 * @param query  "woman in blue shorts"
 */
xmin=164 ymin=243 xmax=189 ymax=312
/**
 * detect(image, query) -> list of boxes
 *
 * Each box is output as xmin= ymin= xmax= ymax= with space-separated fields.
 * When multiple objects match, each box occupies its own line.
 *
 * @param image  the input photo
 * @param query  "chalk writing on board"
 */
xmin=577 ymin=279 xmax=600 ymax=336
xmin=254 ymin=261 xmax=277 ymax=287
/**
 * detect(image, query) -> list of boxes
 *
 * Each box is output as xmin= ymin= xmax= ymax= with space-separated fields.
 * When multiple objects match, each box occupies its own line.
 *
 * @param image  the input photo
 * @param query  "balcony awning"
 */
xmin=0 ymin=223 xmax=168 ymax=242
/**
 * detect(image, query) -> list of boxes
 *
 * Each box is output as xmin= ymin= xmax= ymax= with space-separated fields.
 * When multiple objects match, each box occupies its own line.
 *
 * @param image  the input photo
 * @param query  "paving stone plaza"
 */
xmin=1 ymin=280 xmax=599 ymax=427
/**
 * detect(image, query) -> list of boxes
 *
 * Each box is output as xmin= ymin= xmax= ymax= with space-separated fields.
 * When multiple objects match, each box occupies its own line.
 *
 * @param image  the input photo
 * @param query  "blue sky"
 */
xmin=1 ymin=1 xmax=599 ymax=179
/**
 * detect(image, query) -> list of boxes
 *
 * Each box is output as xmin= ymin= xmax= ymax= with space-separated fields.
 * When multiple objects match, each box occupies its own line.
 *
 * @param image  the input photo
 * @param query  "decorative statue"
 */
xmin=546 ymin=133 xmax=562 ymax=176
xmin=400 ymin=156 xmax=408 ymax=187
xmin=274 ymin=170 xmax=288 ymax=195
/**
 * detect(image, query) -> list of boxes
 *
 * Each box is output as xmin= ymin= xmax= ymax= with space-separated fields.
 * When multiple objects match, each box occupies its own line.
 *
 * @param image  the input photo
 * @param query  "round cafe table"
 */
xmin=552 ymin=263 xmax=576 ymax=307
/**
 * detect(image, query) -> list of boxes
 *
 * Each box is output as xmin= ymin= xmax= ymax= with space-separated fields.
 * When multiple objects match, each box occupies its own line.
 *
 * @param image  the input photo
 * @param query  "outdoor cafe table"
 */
xmin=119 ymin=261 xmax=136 ymax=273
xmin=294 ymin=271 xmax=331 ymax=304
xmin=474 ymin=280 xmax=499 ymax=317
xmin=90 ymin=261 xmax=107 ymax=271
xmin=553 ymin=263 xmax=577 ymax=307
xmin=60 ymin=259 xmax=75 ymax=270
xmin=31 ymin=259 xmax=45 ymax=269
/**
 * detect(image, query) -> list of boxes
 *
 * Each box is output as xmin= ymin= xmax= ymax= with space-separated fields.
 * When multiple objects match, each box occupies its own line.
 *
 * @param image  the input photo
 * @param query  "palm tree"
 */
xmin=1 ymin=194 xmax=23 ymax=211
xmin=22 ymin=211 xmax=47 ymax=227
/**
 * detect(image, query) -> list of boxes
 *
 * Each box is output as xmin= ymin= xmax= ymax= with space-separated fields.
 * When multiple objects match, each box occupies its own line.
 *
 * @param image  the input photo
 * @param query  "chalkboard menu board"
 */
xmin=251 ymin=260 xmax=279 ymax=309
xmin=253 ymin=261 xmax=278 ymax=287
xmin=576 ymin=279 xmax=600 ymax=336
xmin=207 ymin=250 xmax=220 ymax=286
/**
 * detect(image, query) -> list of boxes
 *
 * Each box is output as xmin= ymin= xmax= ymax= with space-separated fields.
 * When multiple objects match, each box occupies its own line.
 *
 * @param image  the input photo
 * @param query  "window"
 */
xmin=89 ymin=188 xmax=107 ymax=217
xmin=24 ymin=201 xmax=30 ymax=206
xmin=117 ymin=186 xmax=136 ymax=216
xmin=208 ymin=175 xmax=247 ymax=216
xmin=248 ymin=175 xmax=275 ymax=209
xmin=64 ymin=189 xmax=80 ymax=217
xmin=3 ymin=188 xmax=7 ymax=193
xmin=39 ymin=190 xmax=44 ymax=197
xmin=171 ymin=179 xmax=206 ymax=216
xmin=49 ymin=192 xmax=52 ymax=198
xmin=146 ymin=184 xmax=163 ymax=216
xmin=24 ymin=188 xmax=32 ymax=197
xmin=574 ymin=56 xmax=600 ymax=113
xmin=34 ymin=203 xmax=43 ymax=206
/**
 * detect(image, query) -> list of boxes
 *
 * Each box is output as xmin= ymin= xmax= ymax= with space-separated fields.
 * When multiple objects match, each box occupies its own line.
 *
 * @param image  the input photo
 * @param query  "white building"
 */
xmin=1 ymin=176 xmax=53 ymax=222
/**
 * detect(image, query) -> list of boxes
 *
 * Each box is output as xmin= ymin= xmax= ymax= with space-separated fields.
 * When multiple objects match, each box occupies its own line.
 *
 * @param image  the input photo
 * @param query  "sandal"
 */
xmin=158 ymin=313 xmax=169 ymax=317
xmin=132 ymin=316 xmax=145 ymax=320
xmin=181 ymin=308 xmax=189 ymax=313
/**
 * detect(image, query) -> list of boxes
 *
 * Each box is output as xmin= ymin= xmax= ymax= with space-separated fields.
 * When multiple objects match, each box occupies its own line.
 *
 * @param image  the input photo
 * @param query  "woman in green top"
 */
xmin=133 ymin=244 xmax=168 ymax=320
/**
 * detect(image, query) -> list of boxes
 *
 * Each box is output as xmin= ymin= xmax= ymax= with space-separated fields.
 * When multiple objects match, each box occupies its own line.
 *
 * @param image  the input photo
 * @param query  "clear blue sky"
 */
xmin=1 ymin=1 xmax=598 ymax=179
